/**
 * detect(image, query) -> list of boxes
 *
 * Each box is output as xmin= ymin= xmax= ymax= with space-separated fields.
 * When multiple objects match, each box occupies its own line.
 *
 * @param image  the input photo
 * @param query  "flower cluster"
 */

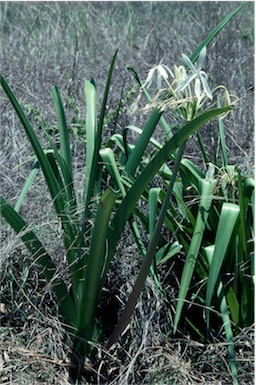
xmin=140 ymin=47 xmax=238 ymax=121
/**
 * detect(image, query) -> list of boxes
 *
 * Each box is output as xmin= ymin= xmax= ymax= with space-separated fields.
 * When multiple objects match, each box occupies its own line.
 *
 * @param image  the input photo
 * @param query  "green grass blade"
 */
xmin=124 ymin=125 xmax=163 ymax=150
xmin=14 ymin=161 xmax=40 ymax=213
xmin=219 ymin=289 xmax=238 ymax=385
xmin=51 ymin=85 xmax=73 ymax=177
xmin=108 ymin=133 xmax=133 ymax=162
xmin=0 ymin=195 xmax=75 ymax=324
xmin=44 ymin=145 xmax=82 ymax=288
xmin=172 ymin=182 xmax=196 ymax=225
xmin=100 ymin=147 xmax=152 ymax=285
xmin=242 ymin=176 xmax=255 ymax=209
xmin=86 ymin=50 xmax=118 ymax=205
xmin=189 ymin=4 xmax=244 ymax=63
xmin=129 ymin=216 xmax=147 ymax=255
xmin=206 ymin=203 xmax=240 ymax=327
xmin=173 ymin=171 xmax=217 ymax=335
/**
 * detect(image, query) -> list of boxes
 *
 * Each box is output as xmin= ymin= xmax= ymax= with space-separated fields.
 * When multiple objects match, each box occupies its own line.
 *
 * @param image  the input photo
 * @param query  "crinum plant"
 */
xmin=0 ymin=4 xmax=245 ymax=384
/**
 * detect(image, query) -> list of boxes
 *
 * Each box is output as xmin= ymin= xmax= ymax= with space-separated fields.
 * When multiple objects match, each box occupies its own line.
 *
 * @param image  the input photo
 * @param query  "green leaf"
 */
xmin=0 ymin=75 xmax=80 ymax=286
xmin=189 ymin=4 xmax=244 ymax=64
xmin=205 ymin=245 xmax=238 ymax=385
xmin=80 ymin=51 xmax=118 ymax=239
xmin=100 ymin=147 xmax=126 ymax=196
xmin=173 ymin=174 xmax=217 ymax=334
xmin=149 ymin=188 xmax=161 ymax=238
xmin=74 ymin=188 xmax=118 ymax=354
xmin=196 ymin=131 xmax=209 ymax=166
xmin=226 ymin=286 xmax=240 ymax=326
xmin=14 ymin=161 xmax=40 ymax=213
xmin=124 ymin=109 xmax=162 ymax=177
xmin=206 ymin=203 xmax=240 ymax=327
xmin=179 ymin=158 xmax=204 ymax=192
xmin=45 ymin=133 xmax=77 ymax=211
xmin=237 ymin=171 xmax=254 ymax=325
xmin=51 ymin=85 xmax=73 ymax=178
xmin=155 ymin=241 xmax=181 ymax=266
xmin=84 ymin=79 xmax=98 ymax=204
xmin=217 ymin=96 xmax=228 ymax=167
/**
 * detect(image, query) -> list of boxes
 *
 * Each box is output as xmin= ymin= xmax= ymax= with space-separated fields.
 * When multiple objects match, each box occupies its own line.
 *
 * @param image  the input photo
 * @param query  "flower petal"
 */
xmin=163 ymin=64 xmax=174 ymax=79
xmin=158 ymin=64 xmax=169 ymax=80
xmin=194 ymin=77 xmax=201 ymax=100
xmin=182 ymin=53 xmax=197 ymax=72
xmin=143 ymin=67 xmax=156 ymax=88
xmin=157 ymin=71 xmax=163 ymax=89
xmin=201 ymin=75 xmax=213 ymax=99
xmin=175 ymin=73 xmax=196 ymax=93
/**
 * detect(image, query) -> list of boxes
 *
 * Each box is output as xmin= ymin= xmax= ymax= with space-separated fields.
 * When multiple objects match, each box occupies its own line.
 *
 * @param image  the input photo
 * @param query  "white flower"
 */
xmin=175 ymin=47 xmax=213 ymax=100
xmin=142 ymin=60 xmax=174 ymax=90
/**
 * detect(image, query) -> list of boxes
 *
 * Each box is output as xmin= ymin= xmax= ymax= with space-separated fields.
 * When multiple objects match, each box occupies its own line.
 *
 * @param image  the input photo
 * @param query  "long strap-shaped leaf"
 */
xmin=124 ymin=109 xmax=163 ymax=177
xmin=0 ymin=196 xmax=76 ymax=324
xmin=206 ymin=203 xmax=240 ymax=328
xmin=45 ymin=133 xmax=77 ymax=213
xmin=237 ymin=172 xmax=254 ymax=325
xmin=205 ymin=245 xmax=238 ymax=385
xmin=173 ymin=167 xmax=217 ymax=335
xmin=80 ymin=50 xmax=118 ymax=240
xmin=73 ymin=188 xmax=118 ymax=355
xmin=14 ymin=161 xmax=40 ymax=213
xmin=84 ymin=79 xmax=97 ymax=205
xmin=189 ymin=4 xmax=244 ymax=63
xmin=51 ymin=85 xmax=73 ymax=178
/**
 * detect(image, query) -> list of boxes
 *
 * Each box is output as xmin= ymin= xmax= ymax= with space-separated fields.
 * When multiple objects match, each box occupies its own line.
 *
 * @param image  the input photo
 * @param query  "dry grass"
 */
xmin=0 ymin=267 xmax=254 ymax=384
xmin=0 ymin=2 xmax=254 ymax=384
